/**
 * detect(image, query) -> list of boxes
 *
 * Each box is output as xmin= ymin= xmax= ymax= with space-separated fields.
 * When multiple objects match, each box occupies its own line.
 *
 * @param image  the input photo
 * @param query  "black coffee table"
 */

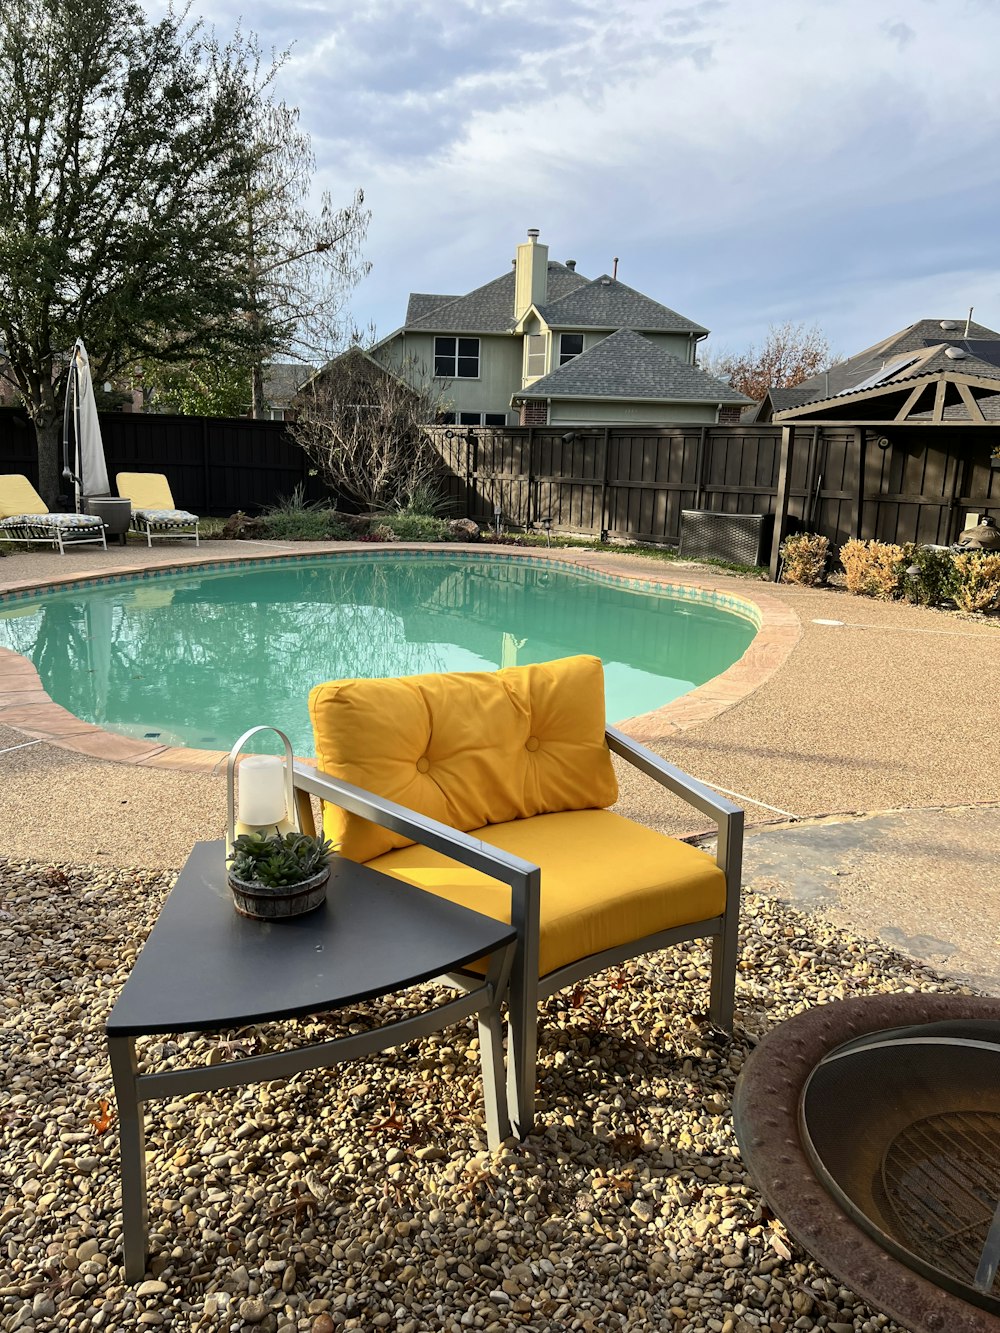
xmin=107 ymin=841 xmax=516 ymax=1282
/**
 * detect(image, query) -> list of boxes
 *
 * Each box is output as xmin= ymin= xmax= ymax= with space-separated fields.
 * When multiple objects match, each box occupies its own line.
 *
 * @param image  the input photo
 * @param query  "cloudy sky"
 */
xmin=185 ymin=0 xmax=999 ymax=361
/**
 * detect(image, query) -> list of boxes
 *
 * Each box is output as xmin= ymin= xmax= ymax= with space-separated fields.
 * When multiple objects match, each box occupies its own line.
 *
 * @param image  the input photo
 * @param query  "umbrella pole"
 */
xmin=61 ymin=352 xmax=81 ymax=511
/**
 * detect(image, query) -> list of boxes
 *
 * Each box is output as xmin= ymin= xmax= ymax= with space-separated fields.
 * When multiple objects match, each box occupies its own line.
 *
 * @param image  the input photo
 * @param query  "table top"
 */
xmin=107 ymin=841 xmax=515 ymax=1037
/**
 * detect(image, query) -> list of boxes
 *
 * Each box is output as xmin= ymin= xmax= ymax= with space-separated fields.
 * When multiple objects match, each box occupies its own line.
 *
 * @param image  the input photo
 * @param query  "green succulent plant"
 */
xmin=227 ymin=830 xmax=334 ymax=888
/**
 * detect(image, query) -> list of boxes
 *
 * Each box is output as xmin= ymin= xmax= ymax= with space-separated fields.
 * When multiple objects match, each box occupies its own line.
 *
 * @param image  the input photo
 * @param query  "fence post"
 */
xmin=202 ymin=418 xmax=210 ymax=514
xmin=768 ymin=426 xmax=794 ymax=581
xmin=695 ymin=425 xmax=707 ymax=509
xmin=527 ymin=427 xmax=535 ymax=529
xmin=851 ymin=427 xmax=866 ymax=538
xmin=464 ymin=434 xmax=473 ymax=519
xmin=600 ymin=427 xmax=611 ymax=540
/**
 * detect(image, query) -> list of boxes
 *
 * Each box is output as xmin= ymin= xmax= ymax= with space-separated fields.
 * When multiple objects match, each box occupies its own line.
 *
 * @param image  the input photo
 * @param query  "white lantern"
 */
xmin=226 ymin=726 xmax=297 ymax=849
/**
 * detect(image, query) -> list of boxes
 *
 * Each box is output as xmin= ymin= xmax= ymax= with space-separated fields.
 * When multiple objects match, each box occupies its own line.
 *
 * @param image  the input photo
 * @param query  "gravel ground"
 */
xmin=0 ymin=854 xmax=968 ymax=1333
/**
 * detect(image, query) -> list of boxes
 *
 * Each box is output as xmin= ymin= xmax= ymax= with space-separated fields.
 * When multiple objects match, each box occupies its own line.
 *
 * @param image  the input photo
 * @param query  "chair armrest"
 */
xmin=604 ymin=726 xmax=744 ymax=882
xmin=291 ymin=761 xmax=541 ymax=921
xmin=605 ymin=726 xmax=742 ymax=821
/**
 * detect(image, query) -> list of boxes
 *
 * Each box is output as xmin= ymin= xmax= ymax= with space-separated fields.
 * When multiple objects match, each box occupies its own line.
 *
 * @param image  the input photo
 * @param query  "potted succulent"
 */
xmin=227 ymin=829 xmax=335 ymax=920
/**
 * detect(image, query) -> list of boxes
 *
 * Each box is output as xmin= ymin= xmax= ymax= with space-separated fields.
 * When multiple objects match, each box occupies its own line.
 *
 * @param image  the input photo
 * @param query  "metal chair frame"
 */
xmin=0 ymin=516 xmax=107 ymax=555
xmin=291 ymin=725 xmax=743 ymax=1138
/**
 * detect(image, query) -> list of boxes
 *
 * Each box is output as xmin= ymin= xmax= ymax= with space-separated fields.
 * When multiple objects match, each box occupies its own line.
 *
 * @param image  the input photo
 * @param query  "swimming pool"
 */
xmin=0 ymin=553 xmax=758 ymax=756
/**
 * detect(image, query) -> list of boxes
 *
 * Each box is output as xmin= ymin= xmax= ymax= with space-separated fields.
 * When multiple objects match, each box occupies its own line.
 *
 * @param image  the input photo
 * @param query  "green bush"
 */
xmin=902 ymin=545 xmax=957 ymax=607
xmin=257 ymin=509 xmax=351 ymax=541
xmin=379 ymin=512 xmax=452 ymax=542
xmin=401 ymin=481 xmax=450 ymax=517
xmin=779 ymin=532 xmax=829 ymax=585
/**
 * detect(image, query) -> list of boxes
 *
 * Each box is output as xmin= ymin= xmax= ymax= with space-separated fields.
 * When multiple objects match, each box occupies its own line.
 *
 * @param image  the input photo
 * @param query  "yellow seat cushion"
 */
xmin=363 ymin=808 xmax=726 ymax=978
xmin=310 ymin=655 xmax=618 ymax=862
xmin=0 ymin=475 xmax=48 ymax=518
xmin=116 ymin=472 xmax=175 ymax=510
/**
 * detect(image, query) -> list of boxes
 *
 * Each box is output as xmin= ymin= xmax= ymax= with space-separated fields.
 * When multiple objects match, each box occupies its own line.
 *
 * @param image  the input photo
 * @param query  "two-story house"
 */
xmin=373 ymin=229 xmax=750 ymax=427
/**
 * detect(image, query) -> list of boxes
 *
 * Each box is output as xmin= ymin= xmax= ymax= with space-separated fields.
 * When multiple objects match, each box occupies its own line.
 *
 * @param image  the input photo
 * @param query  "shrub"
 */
xmin=839 ymin=538 xmax=908 ymax=599
xmin=779 ymin=532 xmax=829 ymax=585
xmin=902 ymin=545 xmax=957 ymax=607
xmin=402 ymin=481 xmax=451 ymax=517
xmin=379 ymin=512 xmax=451 ymax=542
xmin=266 ymin=481 xmax=327 ymax=514
xmin=257 ymin=509 xmax=351 ymax=541
xmin=951 ymin=551 xmax=1000 ymax=613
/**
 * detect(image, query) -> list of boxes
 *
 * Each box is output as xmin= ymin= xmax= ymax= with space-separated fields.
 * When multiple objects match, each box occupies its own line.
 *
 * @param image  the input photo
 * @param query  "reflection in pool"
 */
xmin=0 ymin=555 xmax=758 ymax=755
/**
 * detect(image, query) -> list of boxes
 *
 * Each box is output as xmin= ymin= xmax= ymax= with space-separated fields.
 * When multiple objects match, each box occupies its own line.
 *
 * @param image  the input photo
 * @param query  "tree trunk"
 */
xmin=35 ymin=412 xmax=65 ymax=509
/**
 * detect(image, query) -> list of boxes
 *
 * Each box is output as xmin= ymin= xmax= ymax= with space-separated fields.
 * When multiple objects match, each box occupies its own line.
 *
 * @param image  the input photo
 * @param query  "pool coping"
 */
xmin=0 ymin=544 xmax=801 ymax=772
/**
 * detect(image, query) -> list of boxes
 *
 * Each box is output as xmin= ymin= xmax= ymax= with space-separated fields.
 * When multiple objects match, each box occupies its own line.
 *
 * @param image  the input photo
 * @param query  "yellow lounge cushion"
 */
xmin=116 ymin=472 xmax=175 ymax=510
xmin=0 ymin=475 xmax=48 ymax=519
xmin=364 ymin=808 xmax=726 ymax=978
xmin=310 ymin=655 xmax=618 ymax=862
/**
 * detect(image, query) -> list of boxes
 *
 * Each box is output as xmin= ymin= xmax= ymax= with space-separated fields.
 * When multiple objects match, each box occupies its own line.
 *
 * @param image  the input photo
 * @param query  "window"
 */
xmin=458 ymin=411 xmax=508 ymax=426
xmin=559 ymin=333 xmax=584 ymax=365
xmin=436 ymin=410 xmax=456 ymax=425
xmin=434 ymin=336 xmax=479 ymax=378
xmin=525 ymin=334 xmax=546 ymax=379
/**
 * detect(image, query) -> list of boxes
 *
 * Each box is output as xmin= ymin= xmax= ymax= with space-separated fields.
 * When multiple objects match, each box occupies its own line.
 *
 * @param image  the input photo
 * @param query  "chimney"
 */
xmin=514 ymin=229 xmax=548 ymax=320
xmin=565 ymin=259 xmax=576 ymax=271
xmin=612 ymin=257 xmax=619 ymax=280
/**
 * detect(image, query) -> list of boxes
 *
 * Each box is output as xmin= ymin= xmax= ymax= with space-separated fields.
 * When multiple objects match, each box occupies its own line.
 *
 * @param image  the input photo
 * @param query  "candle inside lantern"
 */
xmin=236 ymin=754 xmax=290 ymax=834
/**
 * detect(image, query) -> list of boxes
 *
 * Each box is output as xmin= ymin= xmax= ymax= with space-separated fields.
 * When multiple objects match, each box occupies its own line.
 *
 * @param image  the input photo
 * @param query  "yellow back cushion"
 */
xmin=0 ymin=475 xmax=47 ymax=518
xmin=116 ymin=472 xmax=174 ymax=509
xmin=309 ymin=655 xmax=619 ymax=862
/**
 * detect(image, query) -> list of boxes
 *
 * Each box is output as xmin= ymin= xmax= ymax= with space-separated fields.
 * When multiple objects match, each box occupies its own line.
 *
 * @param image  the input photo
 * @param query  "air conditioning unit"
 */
xmin=679 ymin=510 xmax=774 ymax=567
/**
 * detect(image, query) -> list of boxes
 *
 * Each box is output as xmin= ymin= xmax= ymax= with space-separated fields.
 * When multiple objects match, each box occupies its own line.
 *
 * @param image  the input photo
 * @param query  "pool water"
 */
xmin=0 ymin=555 xmax=757 ymax=755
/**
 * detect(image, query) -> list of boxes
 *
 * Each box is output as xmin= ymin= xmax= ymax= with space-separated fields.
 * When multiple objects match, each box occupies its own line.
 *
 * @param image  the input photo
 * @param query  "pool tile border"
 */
xmin=0 ymin=544 xmax=800 ymax=770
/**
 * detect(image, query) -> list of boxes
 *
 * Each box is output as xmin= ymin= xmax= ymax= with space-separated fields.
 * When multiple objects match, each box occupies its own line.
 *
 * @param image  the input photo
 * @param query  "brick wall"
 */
xmin=519 ymin=400 xmax=548 ymax=426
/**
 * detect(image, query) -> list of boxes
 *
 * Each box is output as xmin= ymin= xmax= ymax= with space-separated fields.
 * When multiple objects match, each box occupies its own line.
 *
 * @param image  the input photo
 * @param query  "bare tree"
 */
xmin=700 ymin=322 xmax=835 ymax=401
xmin=292 ymin=348 xmax=451 ymax=512
xmin=235 ymin=89 xmax=370 ymax=417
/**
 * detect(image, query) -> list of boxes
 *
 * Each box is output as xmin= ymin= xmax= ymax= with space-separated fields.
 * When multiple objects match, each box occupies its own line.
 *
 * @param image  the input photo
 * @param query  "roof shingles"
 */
xmin=514 ymin=329 xmax=750 ymax=404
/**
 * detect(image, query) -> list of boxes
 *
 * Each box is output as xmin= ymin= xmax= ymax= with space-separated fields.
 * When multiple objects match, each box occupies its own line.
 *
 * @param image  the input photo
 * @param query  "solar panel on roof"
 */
xmin=836 ymin=355 xmax=920 ymax=396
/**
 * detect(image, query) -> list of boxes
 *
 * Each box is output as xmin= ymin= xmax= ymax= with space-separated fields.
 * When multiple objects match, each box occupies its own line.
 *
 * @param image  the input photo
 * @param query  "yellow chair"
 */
xmin=0 ymin=474 xmax=107 ymax=554
xmin=292 ymin=654 xmax=743 ymax=1137
xmin=116 ymin=472 xmax=199 ymax=546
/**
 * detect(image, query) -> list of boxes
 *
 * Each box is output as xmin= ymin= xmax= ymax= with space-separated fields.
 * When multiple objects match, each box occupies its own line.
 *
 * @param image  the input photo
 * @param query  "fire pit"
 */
xmin=734 ymin=994 xmax=1000 ymax=1333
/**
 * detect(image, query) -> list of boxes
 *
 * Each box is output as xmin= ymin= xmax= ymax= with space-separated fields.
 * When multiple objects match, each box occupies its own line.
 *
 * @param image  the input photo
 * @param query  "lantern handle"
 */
xmin=226 ymin=725 xmax=298 ymax=850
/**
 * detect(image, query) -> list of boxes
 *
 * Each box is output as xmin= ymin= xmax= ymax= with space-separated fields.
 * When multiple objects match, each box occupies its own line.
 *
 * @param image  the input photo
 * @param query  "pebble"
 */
xmin=0 ymin=856 xmax=952 ymax=1333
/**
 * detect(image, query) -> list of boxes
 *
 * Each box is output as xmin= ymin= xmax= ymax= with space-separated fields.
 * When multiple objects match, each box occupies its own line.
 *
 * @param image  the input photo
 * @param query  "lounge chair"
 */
xmin=116 ymin=473 xmax=200 ymax=546
xmin=0 ymin=475 xmax=107 ymax=554
xmin=292 ymin=654 xmax=743 ymax=1137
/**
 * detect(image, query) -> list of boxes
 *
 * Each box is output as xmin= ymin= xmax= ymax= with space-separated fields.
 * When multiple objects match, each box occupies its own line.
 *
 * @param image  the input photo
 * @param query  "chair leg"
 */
xmin=505 ymin=953 xmax=538 ymax=1139
xmin=709 ymin=923 xmax=738 ymax=1032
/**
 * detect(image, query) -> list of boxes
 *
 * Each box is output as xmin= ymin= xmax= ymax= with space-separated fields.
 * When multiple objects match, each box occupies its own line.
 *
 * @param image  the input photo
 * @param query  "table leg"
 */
xmin=478 ymin=947 xmax=513 ymax=1149
xmin=108 ymin=1036 xmax=148 ymax=1282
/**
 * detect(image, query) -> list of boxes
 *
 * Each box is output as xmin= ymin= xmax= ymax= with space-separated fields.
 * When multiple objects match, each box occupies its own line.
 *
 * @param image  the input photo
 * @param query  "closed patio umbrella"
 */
xmin=61 ymin=339 xmax=110 ymax=508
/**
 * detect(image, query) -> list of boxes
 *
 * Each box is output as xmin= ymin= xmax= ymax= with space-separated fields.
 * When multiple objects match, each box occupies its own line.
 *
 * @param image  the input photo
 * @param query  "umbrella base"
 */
xmin=84 ymin=495 xmax=132 ymax=545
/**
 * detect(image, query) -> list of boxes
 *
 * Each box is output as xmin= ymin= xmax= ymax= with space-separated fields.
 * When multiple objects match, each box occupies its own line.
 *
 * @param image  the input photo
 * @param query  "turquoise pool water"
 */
xmin=0 ymin=554 xmax=757 ymax=755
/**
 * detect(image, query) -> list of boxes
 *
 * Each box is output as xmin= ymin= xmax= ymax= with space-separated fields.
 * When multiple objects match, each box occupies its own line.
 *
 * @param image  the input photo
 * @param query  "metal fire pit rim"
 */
xmin=733 ymin=992 xmax=1000 ymax=1333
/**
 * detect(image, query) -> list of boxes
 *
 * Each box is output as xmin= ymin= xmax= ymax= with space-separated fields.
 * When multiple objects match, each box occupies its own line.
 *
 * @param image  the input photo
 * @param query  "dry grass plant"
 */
xmin=839 ymin=538 xmax=908 ymax=599
xmin=778 ymin=532 xmax=829 ymax=585
xmin=951 ymin=551 xmax=1000 ymax=613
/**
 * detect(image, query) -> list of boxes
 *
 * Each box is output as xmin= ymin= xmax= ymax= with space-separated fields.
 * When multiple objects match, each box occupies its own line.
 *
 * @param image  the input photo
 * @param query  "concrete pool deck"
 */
xmin=1 ymin=538 xmax=998 ymax=990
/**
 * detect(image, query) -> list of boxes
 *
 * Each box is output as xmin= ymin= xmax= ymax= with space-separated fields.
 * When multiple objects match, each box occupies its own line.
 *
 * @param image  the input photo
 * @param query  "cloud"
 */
xmin=148 ymin=0 xmax=1000 ymax=353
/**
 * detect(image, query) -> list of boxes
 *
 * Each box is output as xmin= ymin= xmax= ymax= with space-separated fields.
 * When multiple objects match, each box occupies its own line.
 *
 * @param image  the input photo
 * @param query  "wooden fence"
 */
xmin=0 ymin=408 xmax=331 ymax=516
xmin=427 ymin=423 xmax=1000 ymax=575
xmin=4 ymin=408 xmax=997 ymax=573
